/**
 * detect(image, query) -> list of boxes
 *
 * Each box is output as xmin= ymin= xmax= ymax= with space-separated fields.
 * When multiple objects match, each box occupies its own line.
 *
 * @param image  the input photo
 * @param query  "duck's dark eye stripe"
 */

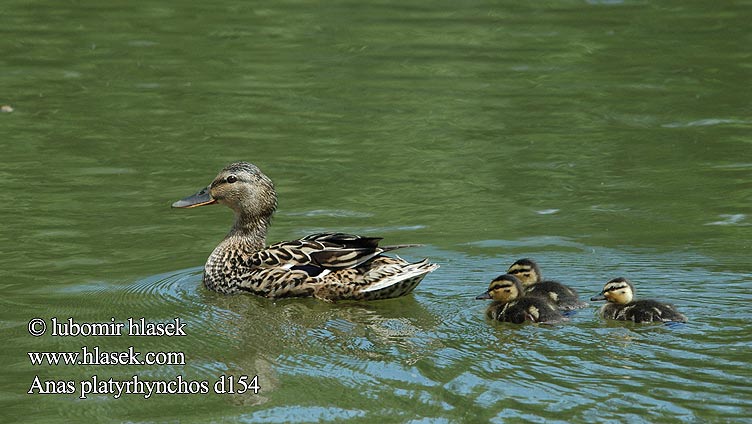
xmin=605 ymin=285 xmax=628 ymax=293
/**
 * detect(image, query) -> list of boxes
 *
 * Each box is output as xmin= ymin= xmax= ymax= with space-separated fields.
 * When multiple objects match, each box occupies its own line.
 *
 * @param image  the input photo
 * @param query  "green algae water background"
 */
xmin=1 ymin=0 xmax=751 ymax=422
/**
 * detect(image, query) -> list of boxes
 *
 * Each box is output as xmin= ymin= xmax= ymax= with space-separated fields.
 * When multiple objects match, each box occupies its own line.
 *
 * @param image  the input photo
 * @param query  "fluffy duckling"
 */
xmin=506 ymin=258 xmax=587 ymax=310
xmin=591 ymin=277 xmax=687 ymax=323
xmin=475 ymin=274 xmax=563 ymax=324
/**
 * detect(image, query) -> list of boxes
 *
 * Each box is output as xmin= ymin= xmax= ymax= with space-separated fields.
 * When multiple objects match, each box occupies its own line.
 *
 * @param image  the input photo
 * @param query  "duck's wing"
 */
xmin=239 ymin=233 xmax=436 ymax=300
xmin=299 ymin=232 xmax=383 ymax=247
xmin=313 ymin=257 xmax=439 ymax=301
xmin=252 ymin=232 xmax=420 ymax=271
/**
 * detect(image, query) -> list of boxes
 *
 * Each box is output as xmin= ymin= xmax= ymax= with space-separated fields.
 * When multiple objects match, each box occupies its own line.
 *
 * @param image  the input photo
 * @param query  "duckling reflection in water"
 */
xmin=172 ymin=162 xmax=438 ymax=301
xmin=475 ymin=274 xmax=564 ymax=324
xmin=591 ymin=277 xmax=687 ymax=323
xmin=506 ymin=258 xmax=587 ymax=310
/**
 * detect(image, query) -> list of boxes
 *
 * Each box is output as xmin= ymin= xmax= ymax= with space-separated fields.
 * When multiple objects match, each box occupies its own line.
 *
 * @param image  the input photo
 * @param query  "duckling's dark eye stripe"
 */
xmin=604 ymin=285 xmax=628 ymax=293
xmin=508 ymin=269 xmax=528 ymax=274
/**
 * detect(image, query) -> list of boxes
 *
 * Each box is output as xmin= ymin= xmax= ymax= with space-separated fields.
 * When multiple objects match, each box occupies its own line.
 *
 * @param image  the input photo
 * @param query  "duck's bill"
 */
xmin=172 ymin=186 xmax=216 ymax=208
xmin=590 ymin=294 xmax=606 ymax=301
xmin=475 ymin=291 xmax=491 ymax=300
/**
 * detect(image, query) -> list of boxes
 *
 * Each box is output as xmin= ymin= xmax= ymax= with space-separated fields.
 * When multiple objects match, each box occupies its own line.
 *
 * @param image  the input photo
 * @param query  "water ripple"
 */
xmin=32 ymin=244 xmax=752 ymax=422
xmin=705 ymin=214 xmax=748 ymax=226
xmin=662 ymin=118 xmax=750 ymax=128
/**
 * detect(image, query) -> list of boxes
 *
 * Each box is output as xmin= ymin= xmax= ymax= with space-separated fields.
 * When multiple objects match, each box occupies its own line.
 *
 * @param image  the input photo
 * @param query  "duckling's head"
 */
xmin=591 ymin=277 xmax=634 ymax=304
xmin=172 ymin=162 xmax=277 ymax=221
xmin=475 ymin=274 xmax=524 ymax=303
xmin=506 ymin=258 xmax=542 ymax=287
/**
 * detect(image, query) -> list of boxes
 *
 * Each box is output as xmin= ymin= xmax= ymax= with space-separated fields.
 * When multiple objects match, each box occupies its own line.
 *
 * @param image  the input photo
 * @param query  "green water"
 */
xmin=2 ymin=0 xmax=751 ymax=422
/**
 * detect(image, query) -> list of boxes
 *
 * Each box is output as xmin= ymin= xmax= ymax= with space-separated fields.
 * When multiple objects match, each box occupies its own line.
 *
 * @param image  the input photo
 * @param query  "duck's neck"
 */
xmin=203 ymin=213 xmax=271 ymax=294
xmin=226 ymin=212 xmax=271 ymax=253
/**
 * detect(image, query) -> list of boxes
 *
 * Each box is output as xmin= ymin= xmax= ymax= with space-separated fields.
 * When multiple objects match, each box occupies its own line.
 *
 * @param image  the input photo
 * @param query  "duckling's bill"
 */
xmin=475 ymin=290 xmax=491 ymax=300
xmin=590 ymin=293 xmax=606 ymax=301
xmin=172 ymin=186 xmax=217 ymax=208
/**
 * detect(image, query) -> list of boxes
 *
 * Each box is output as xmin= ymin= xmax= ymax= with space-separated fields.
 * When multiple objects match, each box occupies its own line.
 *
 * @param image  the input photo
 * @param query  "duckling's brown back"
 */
xmin=526 ymin=280 xmax=587 ymax=310
xmin=487 ymin=296 xmax=563 ymax=324
xmin=603 ymin=299 xmax=687 ymax=323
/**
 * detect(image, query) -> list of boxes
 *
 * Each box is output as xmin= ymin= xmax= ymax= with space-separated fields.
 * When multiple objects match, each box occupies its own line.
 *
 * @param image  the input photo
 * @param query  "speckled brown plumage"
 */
xmin=173 ymin=162 xmax=439 ymax=300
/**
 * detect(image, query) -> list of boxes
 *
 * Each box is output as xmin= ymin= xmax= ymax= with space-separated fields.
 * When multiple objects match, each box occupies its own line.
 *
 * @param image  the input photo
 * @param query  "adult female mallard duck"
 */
xmin=506 ymin=258 xmax=587 ymax=310
xmin=591 ymin=277 xmax=687 ymax=323
xmin=475 ymin=274 xmax=563 ymax=324
xmin=172 ymin=162 xmax=438 ymax=301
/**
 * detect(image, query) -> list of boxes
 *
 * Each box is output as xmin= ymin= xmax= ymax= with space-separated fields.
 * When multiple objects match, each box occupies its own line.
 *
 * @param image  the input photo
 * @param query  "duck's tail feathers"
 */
xmin=380 ymin=243 xmax=424 ymax=252
xmin=359 ymin=259 xmax=439 ymax=300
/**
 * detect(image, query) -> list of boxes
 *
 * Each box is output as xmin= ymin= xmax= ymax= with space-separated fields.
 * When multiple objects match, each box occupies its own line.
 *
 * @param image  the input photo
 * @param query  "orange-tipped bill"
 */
xmin=172 ymin=186 xmax=217 ymax=208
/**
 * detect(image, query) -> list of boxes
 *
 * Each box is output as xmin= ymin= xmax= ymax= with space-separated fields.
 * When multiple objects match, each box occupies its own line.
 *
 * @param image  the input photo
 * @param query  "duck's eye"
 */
xmin=226 ymin=175 xmax=238 ymax=184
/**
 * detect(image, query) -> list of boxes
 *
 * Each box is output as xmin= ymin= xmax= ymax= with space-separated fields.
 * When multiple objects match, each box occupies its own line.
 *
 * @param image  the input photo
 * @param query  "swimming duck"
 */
xmin=591 ymin=277 xmax=687 ymax=323
xmin=475 ymin=274 xmax=563 ymax=324
xmin=172 ymin=162 xmax=439 ymax=301
xmin=506 ymin=258 xmax=587 ymax=310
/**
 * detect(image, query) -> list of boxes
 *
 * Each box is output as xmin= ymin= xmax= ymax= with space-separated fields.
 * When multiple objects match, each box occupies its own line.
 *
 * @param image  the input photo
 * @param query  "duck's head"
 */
xmin=591 ymin=277 xmax=634 ymax=304
xmin=172 ymin=162 xmax=277 ymax=220
xmin=475 ymin=274 xmax=524 ymax=303
xmin=506 ymin=258 xmax=542 ymax=287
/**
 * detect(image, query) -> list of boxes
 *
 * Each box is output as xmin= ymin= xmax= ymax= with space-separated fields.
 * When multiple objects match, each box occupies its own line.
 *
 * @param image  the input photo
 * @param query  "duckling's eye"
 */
xmin=226 ymin=175 xmax=238 ymax=184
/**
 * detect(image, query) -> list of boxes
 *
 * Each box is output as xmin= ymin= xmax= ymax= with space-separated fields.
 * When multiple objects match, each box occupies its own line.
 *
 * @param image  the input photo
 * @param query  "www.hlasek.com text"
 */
xmin=29 ymin=346 xmax=185 ymax=366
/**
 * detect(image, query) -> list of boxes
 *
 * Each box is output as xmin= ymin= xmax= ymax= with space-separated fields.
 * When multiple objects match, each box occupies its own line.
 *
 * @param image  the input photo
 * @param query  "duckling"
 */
xmin=172 ymin=162 xmax=439 ymax=301
xmin=475 ymin=274 xmax=563 ymax=324
xmin=591 ymin=277 xmax=687 ymax=323
xmin=506 ymin=258 xmax=587 ymax=310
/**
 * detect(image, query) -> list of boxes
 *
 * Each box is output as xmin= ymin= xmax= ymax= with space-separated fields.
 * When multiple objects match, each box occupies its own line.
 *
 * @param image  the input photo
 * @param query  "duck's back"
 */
xmin=207 ymin=232 xmax=438 ymax=300
xmin=601 ymin=299 xmax=687 ymax=323
xmin=526 ymin=280 xmax=587 ymax=310
xmin=487 ymin=297 xmax=563 ymax=324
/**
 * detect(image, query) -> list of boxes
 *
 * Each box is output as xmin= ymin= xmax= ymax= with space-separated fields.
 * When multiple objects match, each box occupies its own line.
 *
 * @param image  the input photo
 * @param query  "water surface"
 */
xmin=2 ymin=0 xmax=751 ymax=422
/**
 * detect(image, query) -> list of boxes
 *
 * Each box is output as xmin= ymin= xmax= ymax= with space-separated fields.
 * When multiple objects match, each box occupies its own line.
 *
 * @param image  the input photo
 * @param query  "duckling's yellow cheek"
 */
xmin=490 ymin=288 xmax=512 ymax=301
